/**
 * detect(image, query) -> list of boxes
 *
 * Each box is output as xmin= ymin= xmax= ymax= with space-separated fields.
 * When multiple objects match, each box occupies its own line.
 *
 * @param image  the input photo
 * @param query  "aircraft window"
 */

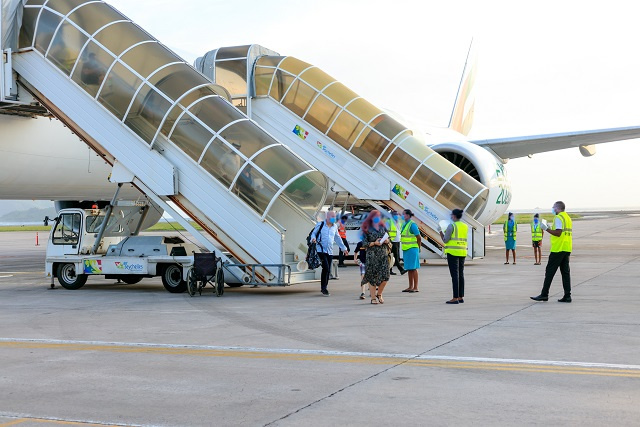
xmin=18 ymin=7 xmax=40 ymax=48
xmin=322 ymin=82 xmax=358 ymax=107
xmin=282 ymin=79 xmax=317 ymax=117
xmin=219 ymin=120 xmax=274 ymax=159
xmin=170 ymin=115 xmax=214 ymax=162
xmin=346 ymin=98 xmax=380 ymax=124
xmin=327 ymin=111 xmax=364 ymax=150
xmin=423 ymin=153 xmax=459 ymax=179
xmin=97 ymin=61 xmax=142 ymax=119
xmin=67 ymin=2 xmax=124 ymax=35
xmin=436 ymin=182 xmax=471 ymax=210
xmin=278 ymin=57 xmax=311 ymax=76
xmin=449 ymin=171 xmax=485 ymax=199
xmin=34 ymin=9 xmax=63 ymax=54
xmin=299 ymin=67 xmax=335 ymax=91
xmin=189 ymin=96 xmax=244 ymax=133
xmin=149 ymin=64 xmax=210 ymax=102
xmin=52 ymin=213 xmax=81 ymax=245
xmin=466 ymin=189 xmax=488 ymax=217
xmin=252 ymin=146 xmax=309 ymax=186
xmin=351 ymin=127 xmax=388 ymax=166
xmin=72 ymin=41 xmax=115 ymax=97
xmin=305 ymin=94 xmax=341 ymax=134
xmin=411 ymin=165 xmax=446 ymax=198
xmin=269 ymin=70 xmax=296 ymax=102
xmin=200 ymin=138 xmax=245 ymax=189
xmin=215 ymin=59 xmax=248 ymax=96
xmin=254 ymin=66 xmax=276 ymax=97
xmin=47 ymin=21 xmax=87 ymax=75
xmin=281 ymin=171 xmax=327 ymax=218
xmin=232 ymin=165 xmax=279 ymax=215
xmin=124 ymin=84 xmax=173 ymax=143
xmin=121 ymin=42 xmax=178 ymax=80
xmin=45 ymin=0 xmax=89 ymax=16
xmin=215 ymin=45 xmax=251 ymax=60
xmin=93 ymin=21 xmax=150 ymax=57
xmin=386 ymin=147 xmax=421 ymax=179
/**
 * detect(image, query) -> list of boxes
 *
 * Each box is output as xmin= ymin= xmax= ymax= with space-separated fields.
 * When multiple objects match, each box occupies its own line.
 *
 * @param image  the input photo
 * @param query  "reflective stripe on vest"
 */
xmin=531 ymin=222 xmax=543 ymax=241
xmin=550 ymin=211 xmax=573 ymax=253
xmin=401 ymin=220 xmax=419 ymax=251
xmin=504 ymin=220 xmax=517 ymax=241
xmin=444 ymin=221 xmax=468 ymax=257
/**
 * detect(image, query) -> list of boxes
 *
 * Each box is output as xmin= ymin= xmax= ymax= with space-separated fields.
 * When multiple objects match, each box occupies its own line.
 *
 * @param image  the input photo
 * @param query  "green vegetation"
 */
xmin=145 ymin=221 xmax=202 ymax=232
xmin=0 ymin=225 xmax=50 ymax=232
xmin=495 ymin=212 xmax=583 ymax=225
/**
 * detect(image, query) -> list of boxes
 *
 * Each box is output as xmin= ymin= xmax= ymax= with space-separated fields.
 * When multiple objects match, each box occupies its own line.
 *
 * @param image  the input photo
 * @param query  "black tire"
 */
xmin=57 ymin=263 xmax=88 ymax=290
xmin=121 ymin=276 xmax=143 ymax=285
xmin=186 ymin=268 xmax=197 ymax=297
xmin=161 ymin=264 xmax=187 ymax=293
xmin=215 ymin=268 xmax=224 ymax=297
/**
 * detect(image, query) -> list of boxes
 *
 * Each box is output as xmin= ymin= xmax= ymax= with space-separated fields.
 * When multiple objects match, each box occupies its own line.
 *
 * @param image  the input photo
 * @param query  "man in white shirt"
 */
xmin=310 ymin=211 xmax=348 ymax=296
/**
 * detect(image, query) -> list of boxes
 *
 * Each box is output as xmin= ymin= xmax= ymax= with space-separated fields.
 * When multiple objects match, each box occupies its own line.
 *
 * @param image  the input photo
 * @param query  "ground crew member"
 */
xmin=440 ymin=209 xmax=468 ymax=304
xmin=388 ymin=210 xmax=405 ymax=275
xmin=337 ymin=215 xmax=350 ymax=267
xmin=401 ymin=209 xmax=421 ymax=293
xmin=531 ymin=213 xmax=543 ymax=265
xmin=531 ymin=201 xmax=573 ymax=303
xmin=504 ymin=212 xmax=517 ymax=264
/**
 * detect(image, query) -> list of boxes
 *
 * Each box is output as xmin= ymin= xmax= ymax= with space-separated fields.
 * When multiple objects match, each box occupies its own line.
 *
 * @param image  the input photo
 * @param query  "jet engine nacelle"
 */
xmin=430 ymin=141 xmax=511 ymax=226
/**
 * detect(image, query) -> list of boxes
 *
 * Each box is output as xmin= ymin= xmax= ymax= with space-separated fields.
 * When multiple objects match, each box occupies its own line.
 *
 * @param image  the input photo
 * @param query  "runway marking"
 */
xmin=0 ymin=413 xmax=127 ymax=426
xmin=0 ymin=275 xmax=13 ymax=279
xmin=1 ymin=338 xmax=639 ymax=378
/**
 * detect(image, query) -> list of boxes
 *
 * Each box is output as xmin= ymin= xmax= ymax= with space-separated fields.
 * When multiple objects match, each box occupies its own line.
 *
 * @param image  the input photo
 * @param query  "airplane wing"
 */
xmin=470 ymin=126 xmax=640 ymax=160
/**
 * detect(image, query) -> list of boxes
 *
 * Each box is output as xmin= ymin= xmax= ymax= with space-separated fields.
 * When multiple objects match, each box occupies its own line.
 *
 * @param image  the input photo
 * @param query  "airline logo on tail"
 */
xmin=293 ymin=125 xmax=309 ymax=140
xmin=449 ymin=41 xmax=477 ymax=136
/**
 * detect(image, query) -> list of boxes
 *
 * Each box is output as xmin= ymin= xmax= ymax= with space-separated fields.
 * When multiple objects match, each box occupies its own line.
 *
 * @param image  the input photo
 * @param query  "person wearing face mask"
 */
xmin=310 ymin=211 xmax=349 ymax=296
xmin=401 ymin=209 xmax=422 ymax=293
xmin=337 ymin=215 xmax=350 ymax=267
xmin=440 ymin=209 xmax=468 ymax=304
xmin=388 ymin=210 xmax=406 ymax=276
xmin=531 ymin=213 xmax=543 ymax=265
xmin=360 ymin=210 xmax=390 ymax=304
xmin=503 ymin=212 xmax=517 ymax=264
xmin=531 ymin=201 xmax=573 ymax=303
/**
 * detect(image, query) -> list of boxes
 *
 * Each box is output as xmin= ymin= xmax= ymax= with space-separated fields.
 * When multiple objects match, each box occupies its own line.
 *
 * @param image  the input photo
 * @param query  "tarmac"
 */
xmin=0 ymin=212 xmax=639 ymax=426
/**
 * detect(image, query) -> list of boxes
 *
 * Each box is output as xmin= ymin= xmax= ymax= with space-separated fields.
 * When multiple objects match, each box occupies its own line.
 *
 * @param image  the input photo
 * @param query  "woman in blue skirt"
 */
xmin=504 ymin=212 xmax=517 ymax=264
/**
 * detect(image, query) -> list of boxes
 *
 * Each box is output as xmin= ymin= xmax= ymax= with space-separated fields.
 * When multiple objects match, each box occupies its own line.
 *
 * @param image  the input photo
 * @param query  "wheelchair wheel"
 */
xmin=186 ymin=268 xmax=197 ymax=297
xmin=215 ymin=267 xmax=224 ymax=297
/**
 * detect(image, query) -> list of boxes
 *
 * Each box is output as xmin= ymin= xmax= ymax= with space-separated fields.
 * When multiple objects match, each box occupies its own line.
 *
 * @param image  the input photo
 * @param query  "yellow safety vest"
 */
xmin=401 ymin=220 xmax=419 ymax=251
xmin=444 ymin=221 xmax=468 ymax=257
xmin=388 ymin=220 xmax=400 ymax=240
xmin=504 ymin=220 xmax=517 ymax=241
xmin=531 ymin=222 xmax=543 ymax=242
xmin=550 ymin=211 xmax=573 ymax=253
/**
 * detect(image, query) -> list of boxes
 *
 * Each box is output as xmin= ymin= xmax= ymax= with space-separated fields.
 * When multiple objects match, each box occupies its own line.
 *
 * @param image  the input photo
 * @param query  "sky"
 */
xmin=5 ymin=0 xmax=640 ymax=214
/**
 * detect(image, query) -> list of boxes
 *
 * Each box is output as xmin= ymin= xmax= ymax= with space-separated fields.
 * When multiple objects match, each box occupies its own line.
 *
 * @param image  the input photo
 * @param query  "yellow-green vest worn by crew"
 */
xmin=550 ymin=211 xmax=573 ymax=253
xmin=503 ymin=220 xmax=517 ymax=241
xmin=401 ymin=220 xmax=419 ymax=251
xmin=444 ymin=221 xmax=468 ymax=257
xmin=531 ymin=222 xmax=543 ymax=242
xmin=389 ymin=219 xmax=402 ymax=240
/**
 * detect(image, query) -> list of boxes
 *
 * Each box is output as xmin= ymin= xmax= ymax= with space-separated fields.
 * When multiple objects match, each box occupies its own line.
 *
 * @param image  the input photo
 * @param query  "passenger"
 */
xmin=360 ymin=210 xmax=390 ymax=304
xmin=309 ymin=211 xmax=348 ymax=296
xmin=531 ymin=201 xmax=573 ymax=303
xmin=531 ymin=213 xmax=544 ymax=265
xmin=337 ymin=215 xmax=350 ymax=267
xmin=388 ymin=210 xmax=406 ymax=276
xmin=80 ymin=53 xmax=105 ymax=86
xmin=400 ymin=209 xmax=421 ymax=293
xmin=221 ymin=143 xmax=243 ymax=184
xmin=354 ymin=240 xmax=368 ymax=300
xmin=440 ymin=209 xmax=468 ymax=304
xmin=236 ymin=165 xmax=258 ymax=209
xmin=504 ymin=212 xmax=517 ymax=264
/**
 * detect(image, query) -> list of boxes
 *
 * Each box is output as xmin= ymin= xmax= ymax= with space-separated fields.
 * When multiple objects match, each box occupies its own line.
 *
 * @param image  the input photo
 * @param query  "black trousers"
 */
xmin=541 ymin=251 xmax=571 ymax=297
xmin=447 ymin=254 xmax=465 ymax=298
xmin=318 ymin=252 xmax=332 ymax=292
xmin=391 ymin=242 xmax=404 ymax=273
xmin=338 ymin=238 xmax=350 ymax=265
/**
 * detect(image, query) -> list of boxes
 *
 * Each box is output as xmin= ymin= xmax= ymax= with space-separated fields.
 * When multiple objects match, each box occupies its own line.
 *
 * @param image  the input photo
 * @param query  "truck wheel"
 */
xmin=161 ymin=264 xmax=186 ymax=293
xmin=122 ymin=276 xmax=143 ymax=285
xmin=57 ymin=263 xmax=87 ymax=290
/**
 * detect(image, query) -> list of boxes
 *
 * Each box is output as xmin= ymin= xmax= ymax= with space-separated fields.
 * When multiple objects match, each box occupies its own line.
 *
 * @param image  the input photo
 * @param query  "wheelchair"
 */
xmin=187 ymin=252 xmax=225 ymax=297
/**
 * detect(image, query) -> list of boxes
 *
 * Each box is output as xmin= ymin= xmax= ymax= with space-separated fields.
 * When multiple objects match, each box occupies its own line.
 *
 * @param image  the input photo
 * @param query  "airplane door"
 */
xmin=51 ymin=212 xmax=82 ymax=255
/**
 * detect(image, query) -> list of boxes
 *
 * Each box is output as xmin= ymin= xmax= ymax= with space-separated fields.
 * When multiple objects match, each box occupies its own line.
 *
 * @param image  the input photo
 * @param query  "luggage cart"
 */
xmin=187 ymin=252 xmax=224 ymax=297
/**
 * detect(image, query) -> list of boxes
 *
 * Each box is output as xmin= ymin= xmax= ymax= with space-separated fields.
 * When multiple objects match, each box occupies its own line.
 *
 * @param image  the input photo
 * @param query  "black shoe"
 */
xmin=321 ymin=291 xmax=330 ymax=296
xmin=458 ymin=298 xmax=464 ymax=303
xmin=400 ymin=270 xmax=407 ymax=275
xmin=558 ymin=296 xmax=572 ymax=303
xmin=446 ymin=299 xmax=459 ymax=304
xmin=390 ymin=270 xmax=397 ymax=275
xmin=530 ymin=295 xmax=548 ymax=302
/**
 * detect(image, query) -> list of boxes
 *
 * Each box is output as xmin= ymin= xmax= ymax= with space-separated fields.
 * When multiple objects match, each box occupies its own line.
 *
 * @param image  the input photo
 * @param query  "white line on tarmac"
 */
xmin=2 ymin=337 xmax=639 ymax=371
xmin=0 ymin=410 xmax=143 ymax=426
xmin=0 ymin=275 xmax=13 ymax=278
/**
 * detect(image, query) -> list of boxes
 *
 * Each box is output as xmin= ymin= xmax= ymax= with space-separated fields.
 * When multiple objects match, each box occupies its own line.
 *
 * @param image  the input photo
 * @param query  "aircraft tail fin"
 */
xmin=448 ymin=39 xmax=477 ymax=136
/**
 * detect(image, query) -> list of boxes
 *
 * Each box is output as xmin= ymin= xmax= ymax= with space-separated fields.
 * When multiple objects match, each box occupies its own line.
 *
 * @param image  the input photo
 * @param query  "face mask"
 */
xmin=329 ymin=217 xmax=336 ymax=224
xmin=551 ymin=208 xmax=556 ymax=215
xmin=340 ymin=219 xmax=346 ymax=224
xmin=393 ymin=215 xmax=399 ymax=221
xmin=534 ymin=219 xmax=539 ymax=224
xmin=372 ymin=217 xmax=381 ymax=224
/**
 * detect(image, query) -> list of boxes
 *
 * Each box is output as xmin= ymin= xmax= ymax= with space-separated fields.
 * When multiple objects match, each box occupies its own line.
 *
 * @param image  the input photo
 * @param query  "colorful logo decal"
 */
xmin=418 ymin=201 xmax=439 ymax=222
xmin=115 ymin=262 xmax=144 ymax=272
xmin=315 ymin=141 xmax=337 ymax=160
xmin=84 ymin=260 xmax=102 ymax=274
xmin=293 ymin=125 xmax=309 ymax=140
xmin=392 ymin=184 xmax=409 ymax=200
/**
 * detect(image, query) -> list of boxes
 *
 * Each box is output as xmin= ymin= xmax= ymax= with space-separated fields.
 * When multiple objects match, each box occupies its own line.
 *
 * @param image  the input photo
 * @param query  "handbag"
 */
xmin=305 ymin=222 xmax=324 ymax=270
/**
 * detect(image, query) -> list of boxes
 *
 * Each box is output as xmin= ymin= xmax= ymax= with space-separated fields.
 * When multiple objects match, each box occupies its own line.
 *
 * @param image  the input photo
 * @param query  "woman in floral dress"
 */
xmin=360 ymin=210 xmax=390 ymax=304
